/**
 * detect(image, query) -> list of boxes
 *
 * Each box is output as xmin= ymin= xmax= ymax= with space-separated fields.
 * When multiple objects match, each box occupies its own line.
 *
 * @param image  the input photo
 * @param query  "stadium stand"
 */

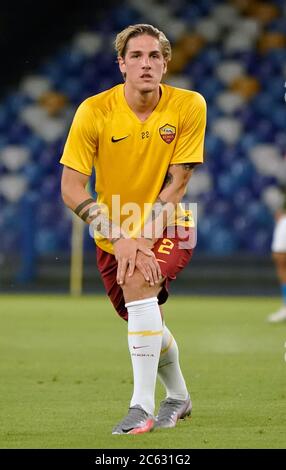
xmin=0 ymin=0 xmax=285 ymax=290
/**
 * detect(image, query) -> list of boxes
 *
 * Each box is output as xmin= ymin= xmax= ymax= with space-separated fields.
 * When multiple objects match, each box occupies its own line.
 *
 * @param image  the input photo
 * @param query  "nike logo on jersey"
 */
xmin=133 ymin=345 xmax=149 ymax=350
xmin=111 ymin=135 xmax=129 ymax=142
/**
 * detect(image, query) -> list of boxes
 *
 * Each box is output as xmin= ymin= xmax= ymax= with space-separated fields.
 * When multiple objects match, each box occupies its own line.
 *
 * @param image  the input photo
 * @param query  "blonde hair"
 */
xmin=115 ymin=24 xmax=172 ymax=62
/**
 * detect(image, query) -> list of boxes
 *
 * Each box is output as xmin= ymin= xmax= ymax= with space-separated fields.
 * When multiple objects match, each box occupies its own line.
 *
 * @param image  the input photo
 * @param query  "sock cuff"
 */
xmin=125 ymin=297 xmax=158 ymax=308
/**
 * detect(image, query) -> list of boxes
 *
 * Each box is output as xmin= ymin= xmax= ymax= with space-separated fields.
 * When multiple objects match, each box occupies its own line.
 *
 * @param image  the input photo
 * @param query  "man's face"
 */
xmin=118 ymin=34 xmax=167 ymax=92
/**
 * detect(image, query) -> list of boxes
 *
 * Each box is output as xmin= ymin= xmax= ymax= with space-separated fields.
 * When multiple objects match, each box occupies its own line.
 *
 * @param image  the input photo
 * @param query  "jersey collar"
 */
xmin=118 ymin=83 xmax=167 ymax=124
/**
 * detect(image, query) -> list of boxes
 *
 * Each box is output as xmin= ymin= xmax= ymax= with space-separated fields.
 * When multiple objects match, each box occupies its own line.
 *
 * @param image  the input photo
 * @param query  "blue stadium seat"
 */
xmin=207 ymin=227 xmax=239 ymax=255
xmin=35 ymin=228 xmax=60 ymax=254
xmin=246 ymin=228 xmax=272 ymax=253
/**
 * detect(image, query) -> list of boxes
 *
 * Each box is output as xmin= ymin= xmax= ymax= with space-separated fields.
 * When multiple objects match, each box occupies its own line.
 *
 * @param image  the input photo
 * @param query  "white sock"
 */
xmin=126 ymin=297 xmax=163 ymax=415
xmin=158 ymin=324 xmax=189 ymax=401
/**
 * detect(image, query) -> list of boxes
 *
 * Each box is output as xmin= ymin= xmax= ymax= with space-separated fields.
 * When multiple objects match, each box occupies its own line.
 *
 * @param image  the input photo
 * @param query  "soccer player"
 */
xmin=267 ymin=186 xmax=286 ymax=323
xmin=60 ymin=24 xmax=206 ymax=434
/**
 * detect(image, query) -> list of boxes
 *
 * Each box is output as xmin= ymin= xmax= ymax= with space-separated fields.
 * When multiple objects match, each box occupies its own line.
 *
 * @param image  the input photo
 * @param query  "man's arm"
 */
xmin=139 ymin=162 xmax=199 ymax=247
xmin=61 ymin=165 xmax=159 ymax=284
xmin=62 ymin=166 xmax=97 ymax=220
xmin=61 ymin=165 xmax=124 ymax=240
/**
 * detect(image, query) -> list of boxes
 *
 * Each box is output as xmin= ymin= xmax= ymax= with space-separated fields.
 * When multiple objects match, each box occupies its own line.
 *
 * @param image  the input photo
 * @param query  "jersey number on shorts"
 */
xmin=158 ymin=238 xmax=174 ymax=255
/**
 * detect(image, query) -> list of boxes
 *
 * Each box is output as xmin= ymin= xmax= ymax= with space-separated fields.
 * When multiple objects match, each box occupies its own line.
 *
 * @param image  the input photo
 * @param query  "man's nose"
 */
xmin=141 ymin=56 xmax=151 ymax=68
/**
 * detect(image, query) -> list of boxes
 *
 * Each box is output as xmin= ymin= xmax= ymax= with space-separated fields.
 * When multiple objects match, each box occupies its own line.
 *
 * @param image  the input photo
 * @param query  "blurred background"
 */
xmin=0 ymin=0 xmax=285 ymax=295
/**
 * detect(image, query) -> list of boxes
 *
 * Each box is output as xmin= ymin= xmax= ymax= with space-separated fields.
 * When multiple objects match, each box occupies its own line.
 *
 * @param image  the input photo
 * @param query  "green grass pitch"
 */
xmin=0 ymin=295 xmax=285 ymax=449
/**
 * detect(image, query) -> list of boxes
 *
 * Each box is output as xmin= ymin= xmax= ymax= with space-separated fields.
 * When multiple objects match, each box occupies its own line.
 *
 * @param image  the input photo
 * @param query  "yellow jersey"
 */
xmin=60 ymin=83 xmax=207 ymax=254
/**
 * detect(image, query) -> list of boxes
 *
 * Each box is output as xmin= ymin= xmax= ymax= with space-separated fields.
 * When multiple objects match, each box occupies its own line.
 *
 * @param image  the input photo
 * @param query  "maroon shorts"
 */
xmin=96 ymin=226 xmax=194 ymax=321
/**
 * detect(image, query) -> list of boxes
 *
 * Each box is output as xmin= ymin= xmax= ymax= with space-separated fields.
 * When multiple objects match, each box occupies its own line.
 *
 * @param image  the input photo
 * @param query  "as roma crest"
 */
xmin=159 ymin=124 xmax=176 ymax=144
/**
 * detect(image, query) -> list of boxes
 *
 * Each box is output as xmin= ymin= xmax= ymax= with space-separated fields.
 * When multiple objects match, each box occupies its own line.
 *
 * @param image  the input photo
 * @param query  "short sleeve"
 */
xmin=60 ymin=99 xmax=97 ymax=176
xmin=170 ymin=92 xmax=207 ymax=165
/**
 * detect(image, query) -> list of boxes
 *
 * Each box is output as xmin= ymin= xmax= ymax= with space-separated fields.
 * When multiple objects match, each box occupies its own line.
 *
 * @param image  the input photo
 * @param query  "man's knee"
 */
xmin=123 ymin=269 xmax=149 ymax=292
xmin=122 ymin=269 xmax=162 ymax=303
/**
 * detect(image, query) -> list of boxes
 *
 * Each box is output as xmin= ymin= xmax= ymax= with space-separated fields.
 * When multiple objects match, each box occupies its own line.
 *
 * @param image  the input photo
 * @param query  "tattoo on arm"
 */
xmin=174 ymin=163 xmax=198 ymax=171
xmin=161 ymin=171 xmax=173 ymax=190
xmin=151 ymin=196 xmax=168 ymax=221
xmin=143 ymin=163 xmax=197 ymax=241
xmin=161 ymin=163 xmax=196 ymax=192
xmin=74 ymin=198 xmax=95 ymax=216
xmin=74 ymin=198 xmax=124 ymax=243
xmin=90 ymin=213 xmax=124 ymax=245
xmin=74 ymin=198 xmax=100 ymax=223
xmin=144 ymin=196 xmax=173 ymax=241
xmin=81 ymin=206 xmax=97 ymax=222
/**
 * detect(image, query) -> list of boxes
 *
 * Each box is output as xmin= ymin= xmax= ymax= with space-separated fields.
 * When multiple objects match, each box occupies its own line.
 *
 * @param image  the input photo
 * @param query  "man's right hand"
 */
xmin=134 ymin=250 xmax=162 ymax=287
xmin=113 ymin=238 xmax=160 ymax=286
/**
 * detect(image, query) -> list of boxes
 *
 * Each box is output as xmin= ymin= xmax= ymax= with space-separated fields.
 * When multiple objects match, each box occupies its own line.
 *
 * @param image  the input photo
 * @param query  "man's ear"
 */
xmin=163 ymin=61 xmax=168 ymax=75
xmin=118 ymin=56 xmax=125 ymax=73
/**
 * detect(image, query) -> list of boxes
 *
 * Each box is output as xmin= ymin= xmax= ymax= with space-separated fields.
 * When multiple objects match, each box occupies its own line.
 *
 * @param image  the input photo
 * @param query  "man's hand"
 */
xmin=134 ymin=250 xmax=162 ymax=286
xmin=113 ymin=238 xmax=160 ymax=286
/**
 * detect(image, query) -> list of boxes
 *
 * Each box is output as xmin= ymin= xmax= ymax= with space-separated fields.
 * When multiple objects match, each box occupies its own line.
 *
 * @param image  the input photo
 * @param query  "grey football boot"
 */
xmin=112 ymin=405 xmax=155 ymax=435
xmin=155 ymin=395 xmax=192 ymax=428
